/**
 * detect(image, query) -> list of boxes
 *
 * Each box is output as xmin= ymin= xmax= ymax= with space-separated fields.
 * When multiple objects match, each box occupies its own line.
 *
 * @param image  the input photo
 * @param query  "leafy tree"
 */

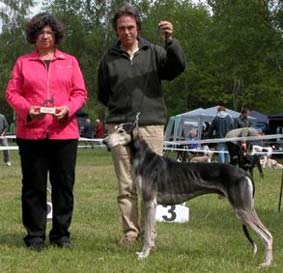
xmin=0 ymin=0 xmax=35 ymax=120
xmin=205 ymin=0 xmax=283 ymax=113
xmin=2 ymin=0 xmax=283 ymax=123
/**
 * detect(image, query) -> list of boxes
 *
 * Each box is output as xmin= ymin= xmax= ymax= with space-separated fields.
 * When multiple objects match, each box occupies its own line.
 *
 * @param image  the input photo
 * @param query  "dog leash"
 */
xmin=134 ymin=112 xmax=141 ymax=128
xmin=133 ymin=112 xmax=141 ymax=136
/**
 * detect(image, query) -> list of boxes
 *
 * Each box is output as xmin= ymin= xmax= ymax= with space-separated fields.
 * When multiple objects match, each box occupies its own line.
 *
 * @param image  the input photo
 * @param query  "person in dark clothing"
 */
xmin=0 ymin=113 xmax=11 ymax=166
xmin=97 ymin=4 xmax=185 ymax=248
xmin=83 ymin=118 xmax=94 ymax=148
xmin=83 ymin=118 xmax=94 ymax=139
xmin=209 ymin=105 xmax=234 ymax=163
xmin=225 ymin=127 xmax=262 ymax=176
xmin=234 ymin=107 xmax=250 ymax=128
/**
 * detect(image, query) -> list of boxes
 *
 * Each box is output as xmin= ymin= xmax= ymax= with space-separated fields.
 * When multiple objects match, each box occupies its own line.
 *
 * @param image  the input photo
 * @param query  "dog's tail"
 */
xmin=242 ymin=225 xmax=257 ymax=255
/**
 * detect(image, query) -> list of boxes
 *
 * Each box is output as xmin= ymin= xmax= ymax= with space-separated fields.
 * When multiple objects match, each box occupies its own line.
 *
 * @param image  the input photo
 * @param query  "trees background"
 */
xmin=1 ymin=0 xmax=283 ymax=122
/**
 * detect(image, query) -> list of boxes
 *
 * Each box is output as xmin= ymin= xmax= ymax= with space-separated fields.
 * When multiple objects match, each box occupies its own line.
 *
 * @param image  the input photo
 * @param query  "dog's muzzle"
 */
xmin=103 ymin=133 xmax=131 ymax=149
xmin=103 ymin=135 xmax=121 ymax=148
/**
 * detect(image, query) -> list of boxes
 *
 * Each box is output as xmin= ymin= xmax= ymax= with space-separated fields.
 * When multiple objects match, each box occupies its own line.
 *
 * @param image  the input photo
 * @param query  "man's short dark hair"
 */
xmin=112 ymin=4 xmax=142 ymax=32
xmin=25 ymin=12 xmax=65 ymax=45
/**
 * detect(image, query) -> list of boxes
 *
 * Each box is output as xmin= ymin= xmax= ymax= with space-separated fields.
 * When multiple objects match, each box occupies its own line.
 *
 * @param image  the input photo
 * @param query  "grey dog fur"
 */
xmin=104 ymin=123 xmax=273 ymax=267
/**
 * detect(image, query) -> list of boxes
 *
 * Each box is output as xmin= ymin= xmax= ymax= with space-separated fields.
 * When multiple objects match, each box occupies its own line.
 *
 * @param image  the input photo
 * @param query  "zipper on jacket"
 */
xmin=42 ymin=59 xmax=52 ymax=139
xmin=130 ymin=50 xmax=140 ymax=65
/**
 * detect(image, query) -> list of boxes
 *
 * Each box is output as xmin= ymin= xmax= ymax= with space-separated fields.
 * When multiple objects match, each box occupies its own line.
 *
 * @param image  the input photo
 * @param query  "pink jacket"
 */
xmin=6 ymin=49 xmax=87 ymax=140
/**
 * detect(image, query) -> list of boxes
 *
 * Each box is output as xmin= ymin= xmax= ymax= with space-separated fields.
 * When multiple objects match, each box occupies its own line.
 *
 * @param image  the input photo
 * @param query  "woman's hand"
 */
xmin=54 ymin=106 xmax=69 ymax=122
xmin=29 ymin=106 xmax=45 ymax=120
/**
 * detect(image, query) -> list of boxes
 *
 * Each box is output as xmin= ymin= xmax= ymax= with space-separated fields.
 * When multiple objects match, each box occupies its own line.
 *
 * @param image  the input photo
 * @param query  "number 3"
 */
xmin=162 ymin=205 xmax=176 ymax=221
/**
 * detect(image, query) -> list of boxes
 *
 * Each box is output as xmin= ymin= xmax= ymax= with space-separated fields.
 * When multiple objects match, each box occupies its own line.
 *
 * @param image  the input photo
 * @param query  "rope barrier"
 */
xmin=1 ymin=133 xmax=283 ymax=212
xmin=0 ymin=135 xmax=106 ymax=150
xmin=2 ymin=134 xmax=283 ymax=154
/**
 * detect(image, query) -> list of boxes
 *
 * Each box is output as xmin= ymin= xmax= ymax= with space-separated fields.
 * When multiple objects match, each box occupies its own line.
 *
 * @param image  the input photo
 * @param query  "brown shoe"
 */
xmin=118 ymin=235 xmax=138 ymax=248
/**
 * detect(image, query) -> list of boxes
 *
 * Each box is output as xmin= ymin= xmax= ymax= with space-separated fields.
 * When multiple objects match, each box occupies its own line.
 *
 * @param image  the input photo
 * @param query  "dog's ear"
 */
xmin=121 ymin=122 xmax=135 ymax=134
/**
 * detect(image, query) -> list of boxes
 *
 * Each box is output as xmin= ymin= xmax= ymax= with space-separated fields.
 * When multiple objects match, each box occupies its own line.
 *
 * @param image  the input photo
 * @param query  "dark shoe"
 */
xmin=27 ymin=241 xmax=44 ymax=252
xmin=51 ymin=237 xmax=72 ymax=248
xmin=117 ymin=235 xmax=138 ymax=248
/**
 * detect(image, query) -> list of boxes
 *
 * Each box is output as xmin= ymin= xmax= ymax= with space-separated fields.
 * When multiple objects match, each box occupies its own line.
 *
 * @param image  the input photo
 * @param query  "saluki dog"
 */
xmin=104 ymin=123 xmax=273 ymax=267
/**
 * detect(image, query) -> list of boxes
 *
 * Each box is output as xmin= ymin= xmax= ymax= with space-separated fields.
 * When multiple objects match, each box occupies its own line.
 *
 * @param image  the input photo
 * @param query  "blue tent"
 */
xmin=249 ymin=110 xmax=268 ymax=123
xmin=249 ymin=110 xmax=269 ymax=132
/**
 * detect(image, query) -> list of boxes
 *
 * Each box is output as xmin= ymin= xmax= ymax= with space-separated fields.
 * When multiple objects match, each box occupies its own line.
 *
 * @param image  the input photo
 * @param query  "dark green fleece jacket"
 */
xmin=97 ymin=37 xmax=186 ymax=125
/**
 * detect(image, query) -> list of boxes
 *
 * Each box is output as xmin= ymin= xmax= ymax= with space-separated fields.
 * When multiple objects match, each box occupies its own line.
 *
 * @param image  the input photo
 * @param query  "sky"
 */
xmin=31 ymin=0 xmax=44 ymax=15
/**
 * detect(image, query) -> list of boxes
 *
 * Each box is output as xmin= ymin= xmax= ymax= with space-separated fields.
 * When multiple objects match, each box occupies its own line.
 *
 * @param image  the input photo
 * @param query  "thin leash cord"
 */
xmin=134 ymin=112 xmax=141 ymax=135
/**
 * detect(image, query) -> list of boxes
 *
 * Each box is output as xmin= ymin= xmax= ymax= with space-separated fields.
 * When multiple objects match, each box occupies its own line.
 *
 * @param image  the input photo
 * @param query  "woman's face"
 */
xmin=35 ymin=25 xmax=55 ymax=51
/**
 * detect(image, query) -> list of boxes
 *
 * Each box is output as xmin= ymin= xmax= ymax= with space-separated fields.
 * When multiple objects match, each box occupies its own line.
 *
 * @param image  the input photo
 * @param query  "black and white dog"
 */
xmin=104 ymin=123 xmax=273 ymax=267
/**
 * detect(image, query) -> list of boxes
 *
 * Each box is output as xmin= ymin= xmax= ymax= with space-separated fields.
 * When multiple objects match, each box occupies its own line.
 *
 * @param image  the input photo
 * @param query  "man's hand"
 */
xmin=158 ymin=21 xmax=173 ymax=41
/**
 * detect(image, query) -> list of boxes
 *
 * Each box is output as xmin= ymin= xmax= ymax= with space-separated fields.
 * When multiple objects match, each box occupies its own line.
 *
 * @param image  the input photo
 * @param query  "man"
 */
xmin=209 ymin=105 xmax=234 ymax=163
xmin=234 ymin=107 xmax=250 ymax=128
xmin=97 ymin=4 xmax=185 ymax=247
xmin=0 ymin=113 xmax=11 ymax=166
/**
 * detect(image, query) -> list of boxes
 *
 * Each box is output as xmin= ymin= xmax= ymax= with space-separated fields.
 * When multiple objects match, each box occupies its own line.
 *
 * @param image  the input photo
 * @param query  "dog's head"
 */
xmin=103 ymin=122 xmax=136 ymax=149
xmin=241 ymin=154 xmax=253 ymax=171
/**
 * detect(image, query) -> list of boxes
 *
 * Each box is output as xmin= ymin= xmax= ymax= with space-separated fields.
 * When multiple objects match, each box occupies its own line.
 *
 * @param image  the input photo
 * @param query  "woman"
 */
xmin=6 ymin=12 xmax=87 ymax=251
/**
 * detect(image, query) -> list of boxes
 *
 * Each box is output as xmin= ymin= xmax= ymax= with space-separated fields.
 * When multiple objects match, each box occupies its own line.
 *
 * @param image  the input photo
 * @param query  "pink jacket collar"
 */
xmin=28 ymin=48 xmax=66 ymax=60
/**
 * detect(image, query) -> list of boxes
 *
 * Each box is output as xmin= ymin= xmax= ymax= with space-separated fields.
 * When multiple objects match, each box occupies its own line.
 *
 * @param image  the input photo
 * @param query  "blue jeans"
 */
xmin=217 ymin=143 xmax=230 ymax=163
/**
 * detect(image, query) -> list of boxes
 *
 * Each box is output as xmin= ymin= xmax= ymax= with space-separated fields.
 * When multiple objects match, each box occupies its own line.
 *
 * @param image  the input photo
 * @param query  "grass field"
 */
xmin=0 ymin=148 xmax=283 ymax=273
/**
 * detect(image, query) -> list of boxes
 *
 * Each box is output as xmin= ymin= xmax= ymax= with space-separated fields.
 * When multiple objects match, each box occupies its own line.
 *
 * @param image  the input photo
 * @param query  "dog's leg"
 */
xmin=255 ymin=155 xmax=264 ymax=178
xmin=235 ymin=208 xmax=273 ymax=267
xmin=228 ymin=176 xmax=272 ymax=267
xmin=136 ymin=199 xmax=157 ymax=260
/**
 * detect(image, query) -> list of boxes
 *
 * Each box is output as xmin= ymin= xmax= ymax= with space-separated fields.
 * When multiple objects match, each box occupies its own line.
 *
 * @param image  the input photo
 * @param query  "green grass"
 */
xmin=0 ymin=148 xmax=283 ymax=273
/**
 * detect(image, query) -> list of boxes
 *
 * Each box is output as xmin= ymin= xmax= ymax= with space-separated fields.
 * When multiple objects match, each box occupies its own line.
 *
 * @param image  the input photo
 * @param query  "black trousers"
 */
xmin=17 ymin=139 xmax=78 ymax=245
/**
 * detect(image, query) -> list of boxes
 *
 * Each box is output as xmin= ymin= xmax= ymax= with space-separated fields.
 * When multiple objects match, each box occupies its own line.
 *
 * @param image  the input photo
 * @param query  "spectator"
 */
xmin=225 ymin=127 xmax=259 ymax=166
xmin=5 ymin=12 xmax=87 ymax=251
xmin=234 ymin=107 xmax=250 ymax=128
xmin=83 ymin=118 xmax=94 ymax=138
xmin=0 ymin=113 xmax=11 ymax=166
xmin=209 ymin=105 xmax=234 ymax=163
xmin=83 ymin=118 xmax=94 ymax=148
xmin=97 ymin=4 xmax=185 ymax=247
xmin=185 ymin=128 xmax=200 ymax=149
xmin=94 ymin=119 xmax=105 ymax=138
xmin=201 ymin=122 xmax=211 ymax=139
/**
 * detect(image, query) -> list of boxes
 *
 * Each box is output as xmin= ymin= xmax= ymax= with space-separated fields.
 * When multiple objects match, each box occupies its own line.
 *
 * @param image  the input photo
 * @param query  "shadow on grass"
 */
xmin=0 ymin=233 xmax=24 ymax=248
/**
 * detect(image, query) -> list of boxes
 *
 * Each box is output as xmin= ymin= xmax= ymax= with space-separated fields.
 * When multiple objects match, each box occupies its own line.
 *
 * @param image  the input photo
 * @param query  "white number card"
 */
xmin=155 ymin=203 xmax=189 ymax=223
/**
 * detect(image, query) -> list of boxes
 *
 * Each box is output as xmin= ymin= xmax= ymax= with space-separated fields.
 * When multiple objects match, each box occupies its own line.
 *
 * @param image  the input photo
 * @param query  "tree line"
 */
xmin=1 ymin=0 xmax=283 ymax=123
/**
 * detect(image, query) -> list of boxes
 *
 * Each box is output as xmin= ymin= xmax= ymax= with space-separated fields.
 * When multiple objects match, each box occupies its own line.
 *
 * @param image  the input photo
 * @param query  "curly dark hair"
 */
xmin=25 ymin=12 xmax=65 ymax=45
xmin=112 ymin=4 xmax=142 ymax=32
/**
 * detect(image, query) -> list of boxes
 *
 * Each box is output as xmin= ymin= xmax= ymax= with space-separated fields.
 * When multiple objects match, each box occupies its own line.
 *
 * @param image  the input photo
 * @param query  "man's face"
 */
xmin=116 ymin=15 xmax=138 ymax=48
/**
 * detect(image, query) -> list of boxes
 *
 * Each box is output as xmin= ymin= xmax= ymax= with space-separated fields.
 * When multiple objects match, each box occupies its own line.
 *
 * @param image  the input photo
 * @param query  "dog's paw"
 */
xmin=136 ymin=251 xmax=146 ymax=260
xmin=136 ymin=249 xmax=150 ymax=260
xmin=259 ymin=261 xmax=272 ymax=268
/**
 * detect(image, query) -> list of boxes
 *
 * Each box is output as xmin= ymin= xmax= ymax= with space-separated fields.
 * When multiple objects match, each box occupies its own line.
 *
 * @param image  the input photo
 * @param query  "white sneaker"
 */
xmin=6 ymin=162 xmax=11 ymax=166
